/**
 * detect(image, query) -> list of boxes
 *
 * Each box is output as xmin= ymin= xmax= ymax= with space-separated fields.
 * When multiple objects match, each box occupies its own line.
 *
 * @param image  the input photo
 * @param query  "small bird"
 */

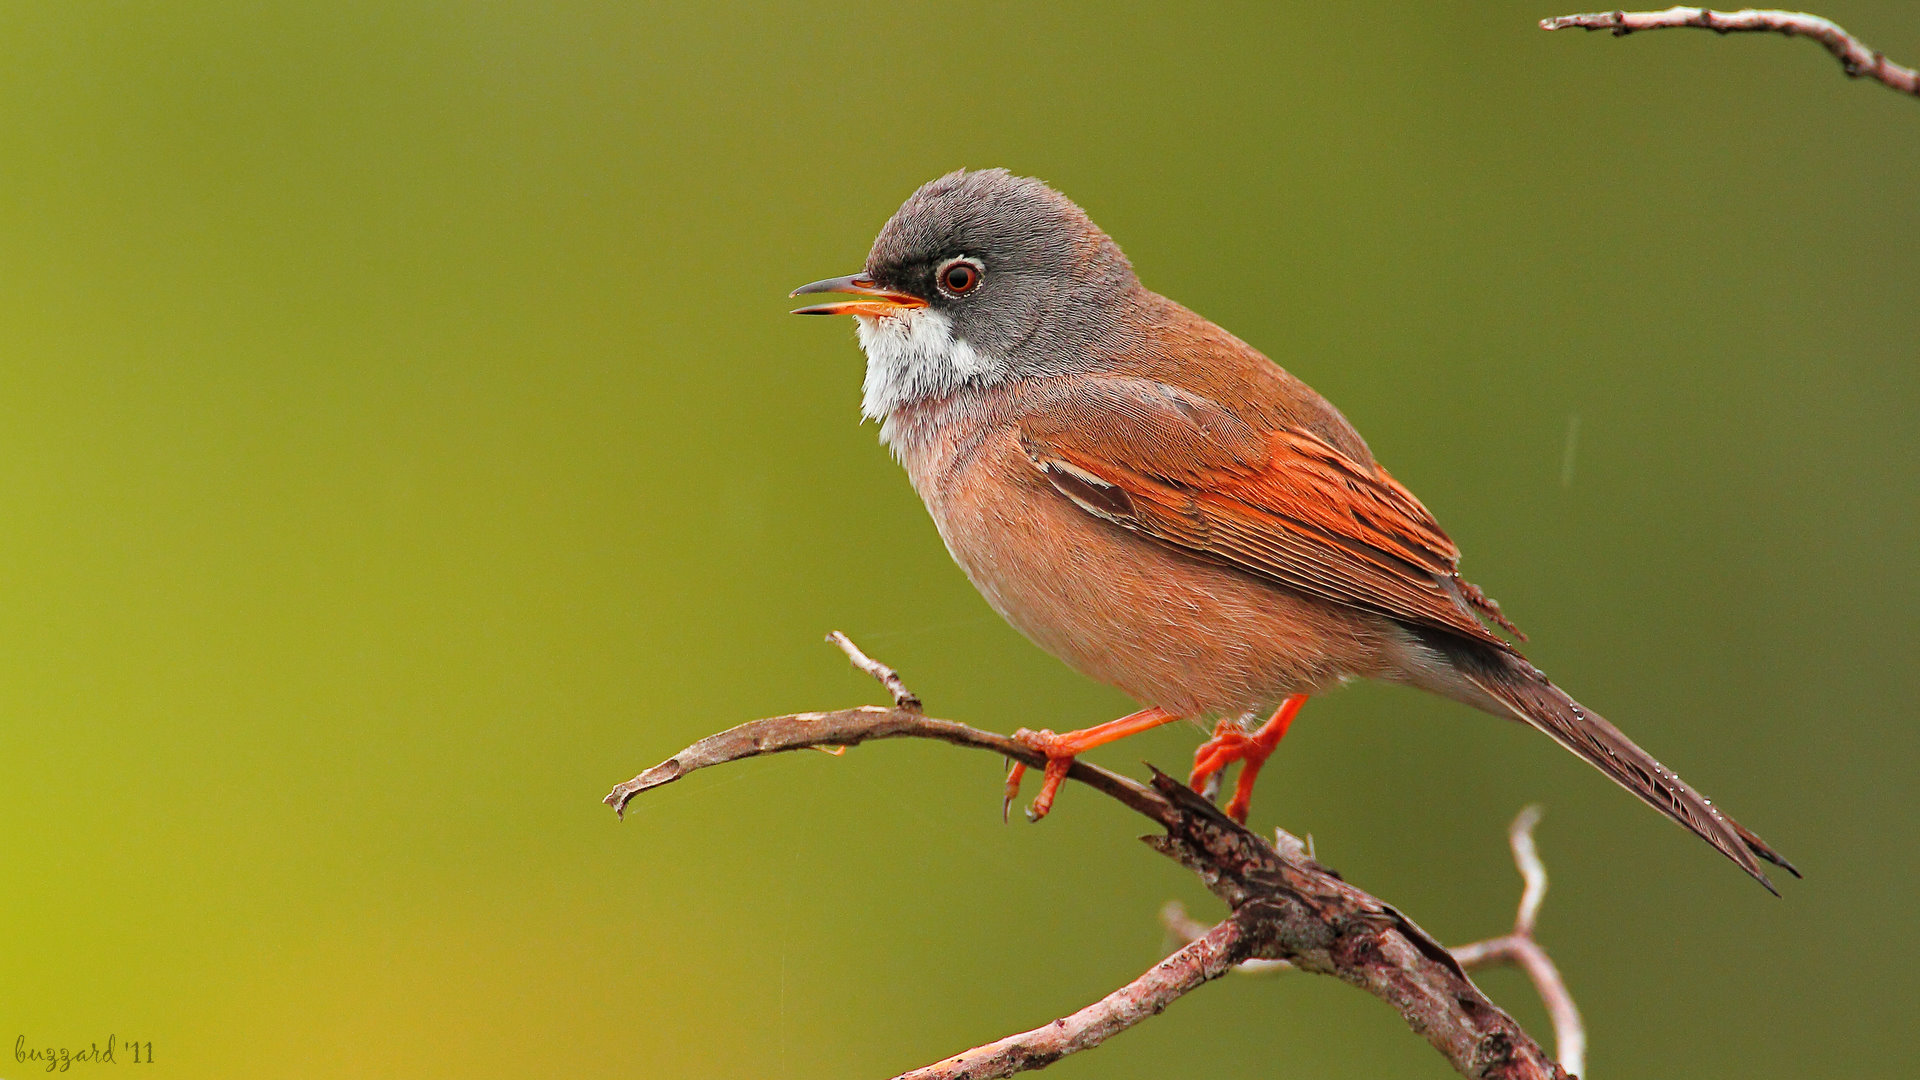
xmin=792 ymin=169 xmax=1796 ymax=892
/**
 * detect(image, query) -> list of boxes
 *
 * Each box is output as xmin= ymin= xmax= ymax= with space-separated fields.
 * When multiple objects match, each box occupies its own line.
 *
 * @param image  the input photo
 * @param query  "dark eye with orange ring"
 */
xmin=939 ymin=258 xmax=983 ymax=295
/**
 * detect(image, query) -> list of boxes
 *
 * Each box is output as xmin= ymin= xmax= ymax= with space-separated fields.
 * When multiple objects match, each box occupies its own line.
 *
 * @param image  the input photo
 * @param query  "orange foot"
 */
xmin=1189 ymin=694 xmax=1308 ymax=823
xmin=1004 ymin=706 xmax=1179 ymax=822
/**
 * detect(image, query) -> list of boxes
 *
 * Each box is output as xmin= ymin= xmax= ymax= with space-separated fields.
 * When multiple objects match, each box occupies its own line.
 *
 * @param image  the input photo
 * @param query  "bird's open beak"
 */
xmin=789 ymin=274 xmax=927 ymax=317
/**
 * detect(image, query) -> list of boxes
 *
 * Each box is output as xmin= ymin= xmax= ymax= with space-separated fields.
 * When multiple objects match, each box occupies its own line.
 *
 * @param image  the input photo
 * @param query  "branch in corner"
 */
xmin=605 ymin=636 xmax=1580 ymax=1080
xmin=1163 ymin=806 xmax=1587 ymax=1078
xmin=1542 ymin=7 xmax=1920 ymax=99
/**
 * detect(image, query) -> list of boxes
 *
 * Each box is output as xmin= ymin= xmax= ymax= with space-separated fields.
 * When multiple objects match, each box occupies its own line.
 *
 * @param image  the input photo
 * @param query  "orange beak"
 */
xmin=790 ymin=274 xmax=928 ymax=317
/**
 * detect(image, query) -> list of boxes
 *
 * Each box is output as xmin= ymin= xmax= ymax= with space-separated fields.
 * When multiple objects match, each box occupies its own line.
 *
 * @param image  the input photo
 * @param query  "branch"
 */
xmin=1451 ymin=808 xmax=1587 ymax=1079
xmin=895 ymin=918 xmax=1248 ymax=1080
xmin=828 ymin=630 xmax=922 ymax=712
xmin=1542 ymin=7 xmax=1920 ymax=99
xmin=605 ymin=638 xmax=1573 ymax=1080
xmin=1164 ymin=807 xmax=1587 ymax=1076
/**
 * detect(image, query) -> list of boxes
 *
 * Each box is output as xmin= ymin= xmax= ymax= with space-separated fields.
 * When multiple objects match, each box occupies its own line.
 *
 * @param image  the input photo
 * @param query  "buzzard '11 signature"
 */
xmin=14 ymin=1035 xmax=153 ymax=1071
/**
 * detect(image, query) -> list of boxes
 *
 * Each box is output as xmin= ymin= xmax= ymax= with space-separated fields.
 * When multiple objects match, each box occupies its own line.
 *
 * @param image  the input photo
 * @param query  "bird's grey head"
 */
xmin=792 ymin=169 xmax=1143 ymax=421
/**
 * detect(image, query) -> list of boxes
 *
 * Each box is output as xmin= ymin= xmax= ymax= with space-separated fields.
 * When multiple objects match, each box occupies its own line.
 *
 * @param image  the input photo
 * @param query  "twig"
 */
xmin=828 ymin=630 xmax=922 ymax=711
xmin=605 ymin=637 xmax=1573 ymax=1079
xmin=895 ymin=918 xmax=1248 ymax=1080
xmin=1451 ymin=807 xmax=1588 ymax=1079
xmin=1542 ymin=7 xmax=1920 ymax=98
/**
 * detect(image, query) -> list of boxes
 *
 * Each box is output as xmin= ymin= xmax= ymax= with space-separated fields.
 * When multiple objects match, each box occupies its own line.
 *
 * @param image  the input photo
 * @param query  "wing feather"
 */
xmin=1019 ymin=377 xmax=1520 ymax=649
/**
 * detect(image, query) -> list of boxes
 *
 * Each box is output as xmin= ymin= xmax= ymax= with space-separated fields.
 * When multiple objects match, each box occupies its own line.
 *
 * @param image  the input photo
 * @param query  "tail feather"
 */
xmin=1447 ymin=645 xmax=1793 ymax=893
xmin=1729 ymin=817 xmax=1801 ymax=878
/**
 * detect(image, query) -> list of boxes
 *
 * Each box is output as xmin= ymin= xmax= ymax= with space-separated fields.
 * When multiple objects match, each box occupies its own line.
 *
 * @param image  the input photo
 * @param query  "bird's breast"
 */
xmin=883 ymin=397 xmax=1398 ymax=718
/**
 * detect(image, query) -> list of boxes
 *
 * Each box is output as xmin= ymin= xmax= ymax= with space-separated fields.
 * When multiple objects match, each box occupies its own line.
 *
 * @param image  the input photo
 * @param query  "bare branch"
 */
xmin=602 ymin=705 xmax=1167 ymax=821
xmin=1542 ymin=7 xmax=1920 ymax=99
xmin=1163 ymin=807 xmax=1587 ymax=1074
xmin=1511 ymin=804 xmax=1549 ymax=937
xmin=606 ymin=638 xmax=1575 ymax=1079
xmin=828 ymin=630 xmax=923 ymax=711
xmin=893 ymin=918 xmax=1247 ymax=1080
xmin=1449 ymin=807 xmax=1587 ymax=1078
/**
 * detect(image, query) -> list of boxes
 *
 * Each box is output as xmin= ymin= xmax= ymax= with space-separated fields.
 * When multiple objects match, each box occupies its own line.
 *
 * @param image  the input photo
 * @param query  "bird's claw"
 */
xmin=1003 ymin=728 xmax=1074 ymax=822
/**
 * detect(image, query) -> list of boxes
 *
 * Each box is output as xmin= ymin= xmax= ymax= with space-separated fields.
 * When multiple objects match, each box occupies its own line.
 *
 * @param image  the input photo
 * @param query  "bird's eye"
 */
xmin=939 ymin=258 xmax=983 ymax=295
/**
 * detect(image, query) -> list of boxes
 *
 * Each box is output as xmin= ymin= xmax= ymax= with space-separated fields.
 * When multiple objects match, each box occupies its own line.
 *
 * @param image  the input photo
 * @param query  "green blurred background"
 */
xmin=1 ymin=2 xmax=1914 ymax=1076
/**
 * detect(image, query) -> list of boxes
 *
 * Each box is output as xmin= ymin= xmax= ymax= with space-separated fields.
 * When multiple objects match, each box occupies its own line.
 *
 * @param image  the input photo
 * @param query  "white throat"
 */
xmin=856 ymin=308 xmax=1003 ymax=423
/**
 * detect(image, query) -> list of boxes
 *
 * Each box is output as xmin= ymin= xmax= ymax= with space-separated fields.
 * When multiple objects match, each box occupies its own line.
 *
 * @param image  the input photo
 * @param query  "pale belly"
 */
xmin=900 ymin=422 xmax=1402 ymax=720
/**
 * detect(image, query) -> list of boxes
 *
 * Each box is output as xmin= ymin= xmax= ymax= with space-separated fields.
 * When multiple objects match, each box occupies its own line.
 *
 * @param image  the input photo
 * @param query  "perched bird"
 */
xmin=792 ymin=168 xmax=1795 ymax=892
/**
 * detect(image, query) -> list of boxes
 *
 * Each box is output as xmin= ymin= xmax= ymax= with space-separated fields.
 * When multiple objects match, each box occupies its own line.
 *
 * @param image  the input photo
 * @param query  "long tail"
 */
xmin=1437 ymin=641 xmax=1798 ymax=893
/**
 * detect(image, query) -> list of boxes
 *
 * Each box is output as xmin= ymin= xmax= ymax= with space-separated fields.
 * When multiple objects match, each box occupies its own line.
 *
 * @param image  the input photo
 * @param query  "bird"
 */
xmin=790 ymin=168 xmax=1796 ymax=893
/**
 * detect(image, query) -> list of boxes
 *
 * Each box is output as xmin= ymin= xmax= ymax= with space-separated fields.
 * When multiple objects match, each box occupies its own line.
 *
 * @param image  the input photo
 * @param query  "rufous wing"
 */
xmin=1017 ymin=375 xmax=1521 ymax=649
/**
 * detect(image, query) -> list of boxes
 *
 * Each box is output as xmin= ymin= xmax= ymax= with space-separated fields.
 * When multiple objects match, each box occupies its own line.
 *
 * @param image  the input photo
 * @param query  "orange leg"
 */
xmin=1189 ymin=694 xmax=1308 ymax=823
xmin=1004 ymin=706 xmax=1180 ymax=822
